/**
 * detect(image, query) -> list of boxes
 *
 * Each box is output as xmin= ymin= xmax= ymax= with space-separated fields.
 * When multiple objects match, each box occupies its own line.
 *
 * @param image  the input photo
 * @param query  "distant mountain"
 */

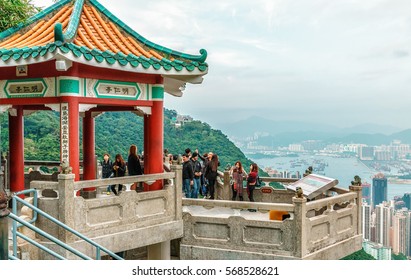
xmin=391 ymin=129 xmax=411 ymax=143
xmin=219 ymin=116 xmax=403 ymax=139
xmin=324 ymin=129 xmax=411 ymax=146
xmin=1 ymin=109 xmax=259 ymax=173
xmin=254 ymin=129 xmax=411 ymax=148
xmin=219 ymin=116 xmax=342 ymax=138
xmin=325 ymin=133 xmax=392 ymax=146
xmin=340 ymin=123 xmax=403 ymax=135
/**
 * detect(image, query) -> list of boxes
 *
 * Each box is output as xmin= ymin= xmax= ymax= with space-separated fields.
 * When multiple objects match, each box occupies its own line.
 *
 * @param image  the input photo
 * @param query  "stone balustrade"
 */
xmin=180 ymin=185 xmax=362 ymax=260
xmin=22 ymin=165 xmax=183 ymax=259
xmin=15 ymin=165 xmax=361 ymax=260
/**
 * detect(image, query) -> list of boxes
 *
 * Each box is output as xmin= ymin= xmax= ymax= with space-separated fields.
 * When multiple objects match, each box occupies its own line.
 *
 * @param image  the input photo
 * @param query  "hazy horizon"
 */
xmin=32 ymin=0 xmax=411 ymax=133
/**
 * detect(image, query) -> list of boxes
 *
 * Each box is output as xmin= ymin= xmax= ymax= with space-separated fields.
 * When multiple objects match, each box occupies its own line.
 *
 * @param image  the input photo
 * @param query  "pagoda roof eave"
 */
xmin=0 ymin=0 xmax=209 ymax=68
xmin=0 ymin=41 xmax=208 ymax=74
xmin=0 ymin=51 xmax=206 ymax=97
xmin=0 ymin=0 xmax=209 ymax=96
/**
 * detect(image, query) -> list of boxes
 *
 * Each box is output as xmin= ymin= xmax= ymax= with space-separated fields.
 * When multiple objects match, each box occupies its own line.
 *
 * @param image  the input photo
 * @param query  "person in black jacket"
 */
xmin=205 ymin=153 xmax=219 ymax=199
xmin=182 ymin=153 xmax=194 ymax=198
xmin=111 ymin=153 xmax=126 ymax=196
xmin=101 ymin=153 xmax=113 ymax=194
xmin=127 ymin=145 xmax=143 ymax=191
xmin=190 ymin=152 xmax=202 ymax=199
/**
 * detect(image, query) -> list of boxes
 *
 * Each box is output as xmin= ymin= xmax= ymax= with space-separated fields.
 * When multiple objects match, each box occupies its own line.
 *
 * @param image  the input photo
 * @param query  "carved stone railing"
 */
xmin=180 ymin=185 xmax=362 ymax=260
xmin=24 ymin=165 xmax=183 ymax=259
xmin=181 ymin=199 xmax=296 ymax=259
xmin=303 ymin=190 xmax=359 ymax=258
xmin=216 ymin=170 xmax=298 ymax=202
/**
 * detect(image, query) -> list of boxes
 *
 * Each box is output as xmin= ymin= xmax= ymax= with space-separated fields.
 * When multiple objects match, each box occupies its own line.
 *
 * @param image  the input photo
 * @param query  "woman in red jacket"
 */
xmin=246 ymin=163 xmax=259 ymax=202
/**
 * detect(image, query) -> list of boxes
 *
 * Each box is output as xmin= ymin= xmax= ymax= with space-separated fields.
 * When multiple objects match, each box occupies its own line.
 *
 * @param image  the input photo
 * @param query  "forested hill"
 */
xmin=0 ymin=109 xmax=256 ymax=171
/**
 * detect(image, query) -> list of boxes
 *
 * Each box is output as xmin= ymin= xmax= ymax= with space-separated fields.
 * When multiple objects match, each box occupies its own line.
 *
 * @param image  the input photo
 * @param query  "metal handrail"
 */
xmin=10 ymin=190 xmax=123 ymax=260
xmin=10 ymin=213 xmax=77 ymax=260
xmin=12 ymin=189 xmax=38 ymax=228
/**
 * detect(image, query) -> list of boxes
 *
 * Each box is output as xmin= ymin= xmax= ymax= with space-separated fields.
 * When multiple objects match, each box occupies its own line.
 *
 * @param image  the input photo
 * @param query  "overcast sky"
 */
xmin=32 ymin=0 xmax=411 ymax=131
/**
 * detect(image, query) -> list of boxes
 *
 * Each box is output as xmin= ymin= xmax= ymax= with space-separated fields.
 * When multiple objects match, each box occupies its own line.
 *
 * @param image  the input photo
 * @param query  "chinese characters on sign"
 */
xmin=8 ymin=82 xmax=44 ymax=96
xmin=96 ymin=82 xmax=138 ymax=98
xmin=61 ymin=103 xmax=69 ymax=163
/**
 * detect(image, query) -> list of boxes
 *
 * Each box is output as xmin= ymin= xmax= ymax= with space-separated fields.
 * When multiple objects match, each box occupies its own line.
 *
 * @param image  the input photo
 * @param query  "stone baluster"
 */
xmin=171 ymin=164 xmax=182 ymax=220
xmin=223 ymin=170 xmax=231 ymax=200
xmin=57 ymin=173 xmax=75 ymax=243
xmin=0 ymin=190 xmax=10 ymax=260
xmin=292 ymin=195 xmax=307 ymax=259
xmin=349 ymin=185 xmax=362 ymax=236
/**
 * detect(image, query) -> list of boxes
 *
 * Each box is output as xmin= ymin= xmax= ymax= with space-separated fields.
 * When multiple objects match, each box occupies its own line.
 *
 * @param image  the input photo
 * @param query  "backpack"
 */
xmin=255 ymin=175 xmax=262 ymax=187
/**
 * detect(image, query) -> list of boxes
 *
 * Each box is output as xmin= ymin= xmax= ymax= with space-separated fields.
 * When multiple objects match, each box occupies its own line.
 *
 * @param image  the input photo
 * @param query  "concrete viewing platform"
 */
xmin=5 ymin=165 xmax=363 ymax=260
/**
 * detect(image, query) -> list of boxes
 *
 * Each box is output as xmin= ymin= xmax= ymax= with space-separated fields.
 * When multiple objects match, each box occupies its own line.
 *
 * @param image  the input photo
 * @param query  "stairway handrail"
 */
xmin=9 ymin=212 xmax=91 ymax=260
xmin=11 ymin=190 xmax=123 ymax=260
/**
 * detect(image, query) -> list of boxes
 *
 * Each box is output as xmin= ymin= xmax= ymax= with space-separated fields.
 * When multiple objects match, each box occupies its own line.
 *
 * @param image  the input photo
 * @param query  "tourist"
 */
xmin=190 ymin=152 xmax=202 ymax=199
xmin=101 ymin=153 xmax=113 ymax=194
xmin=185 ymin=148 xmax=192 ymax=158
xmin=111 ymin=153 xmax=126 ymax=196
xmin=182 ymin=153 xmax=194 ymax=198
xmin=198 ymin=152 xmax=209 ymax=197
xmin=205 ymin=153 xmax=219 ymax=200
xmin=163 ymin=148 xmax=173 ymax=172
xmin=127 ymin=145 xmax=143 ymax=191
xmin=230 ymin=161 xmax=247 ymax=201
xmin=246 ymin=163 xmax=259 ymax=202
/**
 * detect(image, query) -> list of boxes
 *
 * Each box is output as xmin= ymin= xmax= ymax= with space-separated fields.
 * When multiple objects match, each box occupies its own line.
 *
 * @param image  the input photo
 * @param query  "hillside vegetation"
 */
xmin=0 ymin=109 xmax=258 ymax=172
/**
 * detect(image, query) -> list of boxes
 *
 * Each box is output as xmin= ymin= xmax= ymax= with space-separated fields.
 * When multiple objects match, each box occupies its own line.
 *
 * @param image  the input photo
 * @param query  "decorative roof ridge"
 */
xmin=88 ymin=0 xmax=208 ymax=63
xmin=63 ymin=0 xmax=85 ymax=42
xmin=0 ymin=0 xmax=72 ymax=40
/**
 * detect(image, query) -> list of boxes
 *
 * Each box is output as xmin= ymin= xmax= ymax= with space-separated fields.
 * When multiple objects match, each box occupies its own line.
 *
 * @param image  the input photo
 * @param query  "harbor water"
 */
xmin=251 ymin=154 xmax=411 ymax=201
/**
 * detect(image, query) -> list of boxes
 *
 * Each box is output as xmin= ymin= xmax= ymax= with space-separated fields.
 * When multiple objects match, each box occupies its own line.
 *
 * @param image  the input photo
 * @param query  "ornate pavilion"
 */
xmin=0 ymin=0 xmax=208 ymax=196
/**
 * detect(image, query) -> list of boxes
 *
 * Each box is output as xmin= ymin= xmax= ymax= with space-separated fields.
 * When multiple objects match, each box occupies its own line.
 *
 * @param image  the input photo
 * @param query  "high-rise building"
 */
xmin=362 ymin=181 xmax=371 ymax=205
xmin=403 ymin=193 xmax=411 ymax=210
xmin=407 ymin=212 xmax=411 ymax=257
xmin=362 ymin=202 xmax=372 ymax=240
xmin=372 ymin=173 xmax=387 ymax=208
xmin=392 ymin=211 xmax=408 ymax=255
xmin=362 ymin=241 xmax=391 ymax=260
xmin=360 ymin=146 xmax=374 ymax=160
xmin=374 ymin=150 xmax=391 ymax=161
xmin=374 ymin=202 xmax=394 ymax=247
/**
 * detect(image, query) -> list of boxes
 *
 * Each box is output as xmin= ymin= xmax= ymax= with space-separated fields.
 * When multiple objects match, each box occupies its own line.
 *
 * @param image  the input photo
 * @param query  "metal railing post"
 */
xmin=0 ymin=190 xmax=10 ymax=260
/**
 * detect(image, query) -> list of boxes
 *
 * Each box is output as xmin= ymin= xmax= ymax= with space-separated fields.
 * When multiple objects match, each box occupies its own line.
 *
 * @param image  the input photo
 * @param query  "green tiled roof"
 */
xmin=0 ymin=41 xmax=208 ymax=72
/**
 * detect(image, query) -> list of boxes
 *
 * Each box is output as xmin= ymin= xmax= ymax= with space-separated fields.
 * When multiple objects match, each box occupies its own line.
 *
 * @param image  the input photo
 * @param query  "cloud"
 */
xmin=393 ymin=50 xmax=409 ymax=58
xmin=31 ymin=0 xmax=411 ymax=130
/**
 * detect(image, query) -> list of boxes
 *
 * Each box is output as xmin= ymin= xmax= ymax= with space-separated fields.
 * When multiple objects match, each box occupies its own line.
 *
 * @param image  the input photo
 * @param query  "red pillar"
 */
xmin=82 ymin=111 xmax=96 ymax=194
xmin=82 ymin=111 xmax=96 ymax=180
xmin=146 ymin=100 xmax=164 ymax=190
xmin=69 ymin=100 xmax=80 ymax=181
xmin=143 ymin=115 xmax=150 ymax=191
xmin=60 ymin=98 xmax=80 ymax=181
xmin=8 ymin=107 xmax=24 ymax=195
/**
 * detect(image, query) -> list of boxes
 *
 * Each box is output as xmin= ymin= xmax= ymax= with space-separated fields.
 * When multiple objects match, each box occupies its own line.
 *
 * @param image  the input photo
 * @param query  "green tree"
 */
xmin=392 ymin=253 xmax=407 ymax=260
xmin=341 ymin=249 xmax=375 ymax=260
xmin=1 ymin=109 xmax=267 ymax=178
xmin=0 ymin=0 xmax=40 ymax=32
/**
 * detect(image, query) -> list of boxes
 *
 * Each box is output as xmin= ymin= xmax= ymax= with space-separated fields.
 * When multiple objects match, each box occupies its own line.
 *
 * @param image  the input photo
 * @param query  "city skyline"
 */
xmin=32 ymin=0 xmax=411 ymax=131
